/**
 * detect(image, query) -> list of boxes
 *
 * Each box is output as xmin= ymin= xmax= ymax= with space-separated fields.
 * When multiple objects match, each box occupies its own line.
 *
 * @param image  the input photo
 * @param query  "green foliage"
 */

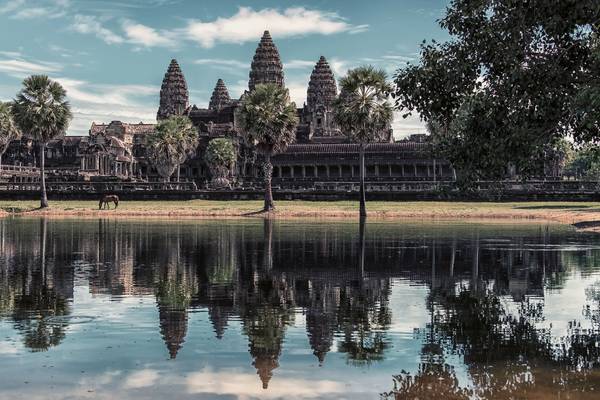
xmin=333 ymin=66 xmax=394 ymax=144
xmin=237 ymin=84 xmax=298 ymax=156
xmin=205 ymin=138 xmax=236 ymax=170
xmin=12 ymin=75 xmax=72 ymax=144
xmin=0 ymin=102 xmax=21 ymax=162
xmin=146 ymin=115 xmax=198 ymax=180
xmin=564 ymin=144 xmax=600 ymax=179
xmin=394 ymin=0 xmax=600 ymax=181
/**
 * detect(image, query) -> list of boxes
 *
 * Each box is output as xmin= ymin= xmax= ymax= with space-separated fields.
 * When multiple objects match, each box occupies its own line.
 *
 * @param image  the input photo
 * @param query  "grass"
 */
xmin=2 ymin=199 xmax=600 ymax=226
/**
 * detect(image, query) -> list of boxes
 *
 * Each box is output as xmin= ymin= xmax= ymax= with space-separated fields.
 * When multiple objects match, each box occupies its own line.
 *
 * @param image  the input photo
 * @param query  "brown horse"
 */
xmin=99 ymin=195 xmax=119 ymax=210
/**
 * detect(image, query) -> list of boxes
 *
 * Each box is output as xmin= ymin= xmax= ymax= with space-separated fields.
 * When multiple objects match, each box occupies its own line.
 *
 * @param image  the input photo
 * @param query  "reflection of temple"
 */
xmin=2 ymin=218 xmax=594 ymax=387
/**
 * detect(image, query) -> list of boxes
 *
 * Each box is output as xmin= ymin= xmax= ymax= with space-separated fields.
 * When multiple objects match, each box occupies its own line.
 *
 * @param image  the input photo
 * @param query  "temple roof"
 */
xmin=249 ymin=31 xmax=285 ymax=91
xmin=208 ymin=79 xmax=232 ymax=111
xmin=90 ymin=121 xmax=155 ymax=136
xmin=281 ymin=142 xmax=428 ymax=154
xmin=307 ymin=56 xmax=337 ymax=110
xmin=157 ymin=59 xmax=189 ymax=120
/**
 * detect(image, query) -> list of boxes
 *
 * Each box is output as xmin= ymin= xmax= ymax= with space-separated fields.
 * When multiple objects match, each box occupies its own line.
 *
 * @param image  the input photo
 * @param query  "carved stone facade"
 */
xmin=157 ymin=59 xmax=189 ymax=121
xmin=248 ymin=30 xmax=285 ymax=91
xmin=301 ymin=56 xmax=340 ymax=141
xmin=2 ymin=30 xmax=456 ymax=186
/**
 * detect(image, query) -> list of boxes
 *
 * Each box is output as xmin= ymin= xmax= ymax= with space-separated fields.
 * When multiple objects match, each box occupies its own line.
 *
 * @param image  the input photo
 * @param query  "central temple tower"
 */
xmin=157 ymin=59 xmax=189 ymax=120
xmin=248 ymin=31 xmax=285 ymax=91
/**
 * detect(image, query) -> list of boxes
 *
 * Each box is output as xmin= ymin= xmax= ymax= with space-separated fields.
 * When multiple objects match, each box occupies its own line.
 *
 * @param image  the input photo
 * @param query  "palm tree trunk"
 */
xmin=359 ymin=143 xmax=367 ymax=218
xmin=39 ymin=143 xmax=48 ymax=208
xmin=263 ymin=154 xmax=274 ymax=212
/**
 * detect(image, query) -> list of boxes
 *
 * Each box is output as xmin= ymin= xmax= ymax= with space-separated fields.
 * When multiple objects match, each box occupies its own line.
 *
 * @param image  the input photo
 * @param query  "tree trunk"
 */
xmin=177 ymin=165 xmax=180 ymax=183
xmin=0 ymin=154 xmax=3 ymax=170
xmin=359 ymin=143 xmax=367 ymax=218
xmin=263 ymin=153 xmax=274 ymax=212
xmin=39 ymin=144 xmax=48 ymax=208
xmin=358 ymin=216 xmax=366 ymax=278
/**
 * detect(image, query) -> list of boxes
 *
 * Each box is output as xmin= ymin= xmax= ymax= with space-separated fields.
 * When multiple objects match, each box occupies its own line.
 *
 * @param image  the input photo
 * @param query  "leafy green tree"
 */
xmin=204 ymin=138 xmax=237 ymax=188
xmin=146 ymin=115 xmax=198 ymax=182
xmin=12 ymin=75 xmax=72 ymax=208
xmin=0 ymin=102 xmax=21 ymax=168
xmin=394 ymin=0 xmax=600 ymax=183
xmin=334 ymin=66 xmax=393 ymax=217
xmin=564 ymin=144 xmax=600 ymax=180
xmin=237 ymin=84 xmax=298 ymax=211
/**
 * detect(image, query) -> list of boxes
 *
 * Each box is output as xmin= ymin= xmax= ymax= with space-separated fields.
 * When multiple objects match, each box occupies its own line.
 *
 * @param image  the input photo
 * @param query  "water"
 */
xmin=1 ymin=218 xmax=600 ymax=399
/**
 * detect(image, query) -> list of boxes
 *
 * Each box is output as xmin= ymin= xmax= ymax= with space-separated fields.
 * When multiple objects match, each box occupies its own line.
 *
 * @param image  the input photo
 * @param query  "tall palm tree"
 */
xmin=146 ymin=115 xmax=198 ymax=183
xmin=0 ymin=102 xmax=21 ymax=169
xmin=333 ymin=66 xmax=393 ymax=218
xmin=12 ymin=75 xmax=72 ymax=208
xmin=238 ymin=84 xmax=298 ymax=211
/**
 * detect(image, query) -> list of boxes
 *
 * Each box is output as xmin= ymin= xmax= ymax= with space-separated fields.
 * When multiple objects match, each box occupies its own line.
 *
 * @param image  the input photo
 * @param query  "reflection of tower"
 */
xmin=158 ymin=305 xmax=188 ymax=359
xmin=305 ymin=281 xmax=337 ymax=365
xmin=155 ymin=257 xmax=198 ymax=359
xmin=245 ymin=306 xmax=288 ymax=389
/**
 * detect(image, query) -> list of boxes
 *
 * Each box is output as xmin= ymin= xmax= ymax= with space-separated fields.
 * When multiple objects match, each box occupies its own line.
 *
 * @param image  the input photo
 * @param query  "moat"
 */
xmin=1 ymin=218 xmax=600 ymax=399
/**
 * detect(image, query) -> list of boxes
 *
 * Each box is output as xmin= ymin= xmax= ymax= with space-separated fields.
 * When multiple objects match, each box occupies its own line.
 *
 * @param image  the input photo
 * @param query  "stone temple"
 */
xmin=2 ymin=30 xmax=455 ymax=188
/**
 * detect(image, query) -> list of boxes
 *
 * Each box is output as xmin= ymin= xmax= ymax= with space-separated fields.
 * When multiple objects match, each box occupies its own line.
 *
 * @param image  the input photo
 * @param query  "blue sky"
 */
xmin=0 ymin=0 xmax=449 ymax=137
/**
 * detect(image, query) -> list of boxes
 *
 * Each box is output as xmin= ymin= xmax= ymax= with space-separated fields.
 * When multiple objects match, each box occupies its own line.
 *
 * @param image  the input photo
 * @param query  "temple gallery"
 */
xmin=3 ymin=31 xmax=454 ymax=189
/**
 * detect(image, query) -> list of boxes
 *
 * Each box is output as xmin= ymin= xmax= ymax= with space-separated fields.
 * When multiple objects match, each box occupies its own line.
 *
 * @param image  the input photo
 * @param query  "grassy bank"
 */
xmin=1 ymin=200 xmax=600 ymax=228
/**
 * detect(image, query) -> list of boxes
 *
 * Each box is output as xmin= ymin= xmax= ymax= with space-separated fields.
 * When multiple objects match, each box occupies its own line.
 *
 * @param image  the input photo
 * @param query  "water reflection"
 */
xmin=0 ymin=218 xmax=600 ymax=399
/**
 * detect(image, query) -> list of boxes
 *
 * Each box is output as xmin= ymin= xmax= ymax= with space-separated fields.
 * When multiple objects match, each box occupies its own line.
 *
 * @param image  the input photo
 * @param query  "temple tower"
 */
xmin=157 ymin=59 xmax=189 ymax=120
xmin=305 ymin=56 xmax=340 ymax=138
xmin=209 ymin=79 xmax=232 ymax=111
xmin=249 ymin=31 xmax=285 ymax=91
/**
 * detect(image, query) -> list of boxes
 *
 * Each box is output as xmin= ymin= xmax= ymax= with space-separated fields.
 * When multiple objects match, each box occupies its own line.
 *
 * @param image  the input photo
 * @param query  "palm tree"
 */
xmin=12 ymin=75 xmax=72 ymax=208
xmin=238 ymin=84 xmax=298 ymax=211
xmin=0 ymin=102 xmax=21 ymax=169
xmin=333 ymin=66 xmax=394 ymax=218
xmin=204 ymin=138 xmax=237 ymax=188
xmin=146 ymin=115 xmax=198 ymax=183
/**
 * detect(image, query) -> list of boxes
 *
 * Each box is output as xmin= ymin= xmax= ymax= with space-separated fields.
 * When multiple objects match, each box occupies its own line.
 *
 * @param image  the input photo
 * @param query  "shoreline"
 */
xmin=1 ymin=200 xmax=600 ymax=232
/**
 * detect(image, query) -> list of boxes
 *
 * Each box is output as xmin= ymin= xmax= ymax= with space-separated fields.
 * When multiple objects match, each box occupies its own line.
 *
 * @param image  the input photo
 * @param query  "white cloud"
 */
xmin=185 ymin=369 xmax=347 ymax=399
xmin=0 ymin=54 xmax=63 ymax=79
xmin=7 ymin=0 xmax=69 ymax=20
xmin=194 ymin=58 xmax=250 ymax=71
xmin=0 ymin=0 xmax=25 ymax=14
xmin=285 ymin=59 xmax=316 ymax=70
xmin=71 ymin=15 xmax=125 ymax=45
xmin=122 ymin=20 xmax=176 ymax=48
xmin=392 ymin=111 xmax=427 ymax=139
xmin=182 ymin=6 xmax=368 ymax=48
xmin=123 ymin=369 xmax=160 ymax=389
xmin=49 ymin=77 xmax=158 ymax=135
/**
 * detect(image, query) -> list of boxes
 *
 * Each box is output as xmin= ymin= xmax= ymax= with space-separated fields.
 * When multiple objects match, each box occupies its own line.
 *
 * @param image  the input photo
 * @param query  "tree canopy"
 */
xmin=0 ymin=102 xmax=21 ymax=165
xmin=237 ymin=84 xmax=298 ymax=211
xmin=146 ymin=115 xmax=198 ymax=181
xmin=12 ymin=75 xmax=72 ymax=144
xmin=394 ymin=0 xmax=600 ymax=182
xmin=204 ymin=138 xmax=237 ymax=187
xmin=334 ymin=66 xmax=394 ymax=144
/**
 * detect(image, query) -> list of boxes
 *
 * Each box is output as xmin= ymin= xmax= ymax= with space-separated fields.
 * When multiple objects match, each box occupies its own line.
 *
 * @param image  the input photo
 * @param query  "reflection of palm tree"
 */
xmin=336 ymin=280 xmax=392 ymax=365
xmin=12 ymin=218 xmax=70 ymax=352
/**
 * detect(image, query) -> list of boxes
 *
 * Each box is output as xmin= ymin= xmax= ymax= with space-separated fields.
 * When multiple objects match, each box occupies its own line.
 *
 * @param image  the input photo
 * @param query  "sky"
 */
xmin=0 ymin=0 xmax=450 ymax=137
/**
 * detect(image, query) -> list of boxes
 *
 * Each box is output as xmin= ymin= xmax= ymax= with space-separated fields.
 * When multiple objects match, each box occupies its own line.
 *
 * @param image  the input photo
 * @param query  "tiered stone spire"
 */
xmin=157 ymin=59 xmax=189 ymax=120
xmin=307 ymin=56 xmax=337 ymax=110
xmin=208 ymin=79 xmax=232 ymax=111
xmin=248 ymin=31 xmax=285 ymax=91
